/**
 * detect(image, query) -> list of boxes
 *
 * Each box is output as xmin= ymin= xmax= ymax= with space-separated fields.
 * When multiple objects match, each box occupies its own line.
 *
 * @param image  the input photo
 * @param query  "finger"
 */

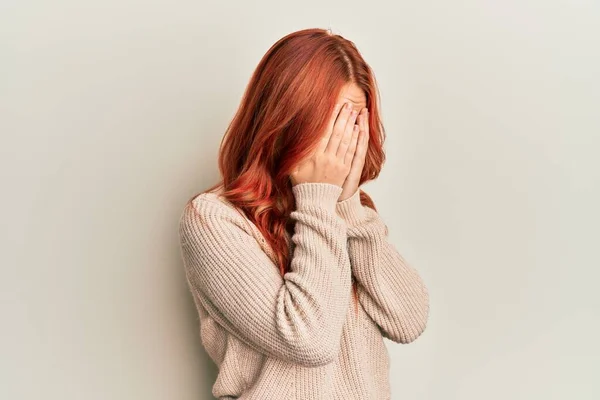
xmin=335 ymin=108 xmax=358 ymax=157
xmin=325 ymin=102 xmax=353 ymax=154
xmin=344 ymin=124 xmax=360 ymax=165
xmin=354 ymin=112 xmax=369 ymax=160
xmin=348 ymin=130 xmax=367 ymax=177
xmin=336 ymin=110 xmax=358 ymax=159
xmin=316 ymin=102 xmax=344 ymax=154
xmin=358 ymin=108 xmax=366 ymax=132
xmin=361 ymin=108 xmax=369 ymax=137
xmin=359 ymin=108 xmax=369 ymax=149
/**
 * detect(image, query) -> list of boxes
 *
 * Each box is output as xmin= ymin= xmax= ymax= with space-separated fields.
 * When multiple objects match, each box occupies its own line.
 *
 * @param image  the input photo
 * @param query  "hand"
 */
xmin=290 ymin=102 xmax=360 ymax=187
xmin=338 ymin=107 xmax=369 ymax=201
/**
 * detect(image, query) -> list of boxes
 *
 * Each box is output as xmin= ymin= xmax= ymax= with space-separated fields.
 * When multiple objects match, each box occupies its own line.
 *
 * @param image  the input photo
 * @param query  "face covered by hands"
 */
xmin=336 ymin=82 xmax=369 ymax=202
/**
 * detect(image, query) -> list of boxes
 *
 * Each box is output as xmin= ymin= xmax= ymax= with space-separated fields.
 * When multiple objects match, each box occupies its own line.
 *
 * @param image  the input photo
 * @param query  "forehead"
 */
xmin=337 ymin=82 xmax=367 ymax=106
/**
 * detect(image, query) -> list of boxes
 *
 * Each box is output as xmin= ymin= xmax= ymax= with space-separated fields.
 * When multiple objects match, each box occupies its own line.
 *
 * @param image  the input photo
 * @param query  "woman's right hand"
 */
xmin=290 ymin=102 xmax=360 ymax=187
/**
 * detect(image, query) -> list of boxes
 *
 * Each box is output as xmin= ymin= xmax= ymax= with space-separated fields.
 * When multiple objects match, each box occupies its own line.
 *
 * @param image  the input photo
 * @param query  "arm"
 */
xmin=178 ymin=182 xmax=353 ymax=367
xmin=336 ymin=189 xmax=429 ymax=343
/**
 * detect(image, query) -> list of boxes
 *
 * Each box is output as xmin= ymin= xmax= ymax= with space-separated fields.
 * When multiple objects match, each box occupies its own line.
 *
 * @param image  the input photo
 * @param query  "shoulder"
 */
xmin=185 ymin=190 xmax=239 ymax=218
xmin=179 ymin=190 xmax=252 ymax=246
xmin=178 ymin=190 xmax=276 ymax=269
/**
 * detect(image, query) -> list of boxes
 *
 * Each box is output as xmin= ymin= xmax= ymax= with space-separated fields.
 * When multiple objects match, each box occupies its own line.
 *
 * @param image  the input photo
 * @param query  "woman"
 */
xmin=178 ymin=28 xmax=429 ymax=399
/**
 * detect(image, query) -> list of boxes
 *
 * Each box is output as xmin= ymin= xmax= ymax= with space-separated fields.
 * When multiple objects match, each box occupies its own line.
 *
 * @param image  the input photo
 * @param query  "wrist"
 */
xmin=292 ymin=182 xmax=343 ymax=213
xmin=335 ymin=188 xmax=368 ymax=225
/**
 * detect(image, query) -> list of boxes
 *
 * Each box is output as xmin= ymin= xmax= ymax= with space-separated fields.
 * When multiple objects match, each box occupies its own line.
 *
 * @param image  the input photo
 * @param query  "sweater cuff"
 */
xmin=292 ymin=182 xmax=343 ymax=213
xmin=335 ymin=188 xmax=368 ymax=226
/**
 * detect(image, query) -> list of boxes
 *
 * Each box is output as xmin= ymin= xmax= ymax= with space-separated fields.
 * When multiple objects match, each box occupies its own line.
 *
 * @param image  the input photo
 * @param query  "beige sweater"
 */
xmin=178 ymin=182 xmax=429 ymax=399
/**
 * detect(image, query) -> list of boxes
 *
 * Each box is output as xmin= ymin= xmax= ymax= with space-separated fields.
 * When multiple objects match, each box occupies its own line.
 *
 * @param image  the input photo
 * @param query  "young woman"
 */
xmin=178 ymin=28 xmax=429 ymax=400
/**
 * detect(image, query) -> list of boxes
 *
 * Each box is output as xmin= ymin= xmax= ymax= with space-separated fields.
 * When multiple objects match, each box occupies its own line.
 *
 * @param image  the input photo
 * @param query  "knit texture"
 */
xmin=178 ymin=182 xmax=429 ymax=399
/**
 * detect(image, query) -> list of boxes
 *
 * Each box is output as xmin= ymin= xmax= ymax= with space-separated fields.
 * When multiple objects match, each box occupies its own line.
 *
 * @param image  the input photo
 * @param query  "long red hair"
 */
xmin=187 ymin=28 xmax=386 ymax=315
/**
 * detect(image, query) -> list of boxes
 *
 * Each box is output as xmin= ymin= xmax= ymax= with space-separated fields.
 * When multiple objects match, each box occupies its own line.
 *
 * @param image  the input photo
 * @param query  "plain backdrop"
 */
xmin=1 ymin=1 xmax=599 ymax=399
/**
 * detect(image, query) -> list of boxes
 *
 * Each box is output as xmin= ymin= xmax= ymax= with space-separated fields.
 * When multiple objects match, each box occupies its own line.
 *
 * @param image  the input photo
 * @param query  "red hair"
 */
xmin=188 ymin=28 xmax=386 ymax=316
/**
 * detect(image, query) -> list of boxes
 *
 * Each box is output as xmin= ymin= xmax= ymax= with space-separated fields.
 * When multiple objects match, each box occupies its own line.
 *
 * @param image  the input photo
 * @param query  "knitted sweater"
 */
xmin=178 ymin=182 xmax=429 ymax=400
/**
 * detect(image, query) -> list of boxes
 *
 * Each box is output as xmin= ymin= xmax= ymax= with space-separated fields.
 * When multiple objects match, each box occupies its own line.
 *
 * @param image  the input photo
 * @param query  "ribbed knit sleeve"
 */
xmin=335 ymin=189 xmax=429 ymax=343
xmin=179 ymin=182 xmax=353 ymax=367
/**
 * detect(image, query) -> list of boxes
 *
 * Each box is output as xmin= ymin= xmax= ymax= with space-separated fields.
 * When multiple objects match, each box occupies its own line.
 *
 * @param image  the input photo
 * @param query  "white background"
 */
xmin=1 ymin=1 xmax=599 ymax=399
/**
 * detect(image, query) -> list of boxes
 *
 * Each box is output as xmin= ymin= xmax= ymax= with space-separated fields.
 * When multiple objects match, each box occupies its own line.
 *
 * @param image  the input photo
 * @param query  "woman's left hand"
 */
xmin=339 ymin=107 xmax=369 ymax=202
